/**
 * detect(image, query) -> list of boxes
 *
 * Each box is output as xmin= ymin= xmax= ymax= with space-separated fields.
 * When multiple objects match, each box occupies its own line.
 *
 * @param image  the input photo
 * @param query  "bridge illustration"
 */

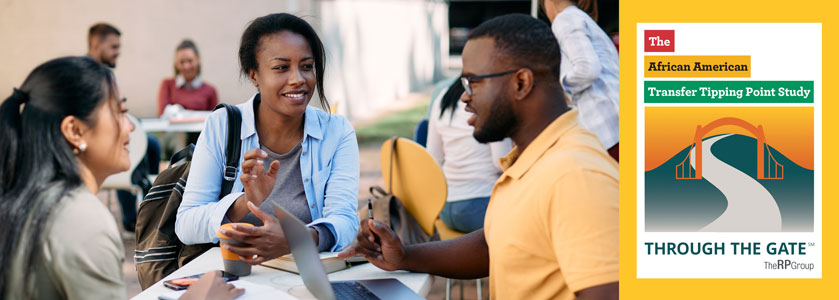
xmin=676 ymin=117 xmax=783 ymax=180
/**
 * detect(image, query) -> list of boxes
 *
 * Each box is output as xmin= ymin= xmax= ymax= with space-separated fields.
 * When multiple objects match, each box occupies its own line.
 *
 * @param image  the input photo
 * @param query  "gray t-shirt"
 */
xmin=235 ymin=140 xmax=334 ymax=251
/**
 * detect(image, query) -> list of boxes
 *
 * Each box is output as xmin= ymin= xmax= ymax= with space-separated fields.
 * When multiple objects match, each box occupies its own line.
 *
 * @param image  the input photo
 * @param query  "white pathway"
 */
xmin=690 ymin=134 xmax=782 ymax=232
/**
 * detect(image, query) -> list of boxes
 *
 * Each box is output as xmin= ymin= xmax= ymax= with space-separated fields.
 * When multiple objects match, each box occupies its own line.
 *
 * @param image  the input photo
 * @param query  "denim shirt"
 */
xmin=176 ymin=94 xmax=360 ymax=251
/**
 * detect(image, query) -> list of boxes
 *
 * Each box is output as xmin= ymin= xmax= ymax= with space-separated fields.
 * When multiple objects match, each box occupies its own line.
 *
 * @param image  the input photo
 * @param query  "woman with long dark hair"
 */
xmin=176 ymin=13 xmax=360 ymax=264
xmin=0 ymin=56 xmax=241 ymax=299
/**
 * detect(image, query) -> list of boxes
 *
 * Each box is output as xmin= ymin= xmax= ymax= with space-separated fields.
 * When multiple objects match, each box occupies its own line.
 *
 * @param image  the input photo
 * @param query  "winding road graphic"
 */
xmin=690 ymin=134 xmax=782 ymax=231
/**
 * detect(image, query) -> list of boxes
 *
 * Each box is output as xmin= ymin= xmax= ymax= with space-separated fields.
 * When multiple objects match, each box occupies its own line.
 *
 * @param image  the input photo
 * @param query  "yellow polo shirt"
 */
xmin=484 ymin=109 xmax=618 ymax=299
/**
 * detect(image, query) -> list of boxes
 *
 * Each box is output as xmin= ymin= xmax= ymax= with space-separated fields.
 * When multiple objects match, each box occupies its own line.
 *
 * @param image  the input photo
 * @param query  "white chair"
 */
xmin=101 ymin=114 xmax=148 ymax=212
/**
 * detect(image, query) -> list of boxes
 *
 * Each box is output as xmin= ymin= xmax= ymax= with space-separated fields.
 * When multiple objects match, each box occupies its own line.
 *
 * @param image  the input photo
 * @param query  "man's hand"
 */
xmin=339 ymin=219 xmax=407 ymax=271
xmin=240 ymin=148 xmax=280 ymax=206
xmin=221 ymin=202 xmax=290 ymax=265
xmin=576 ymin=282 xmax=618 ymax=300
xmin=179 ymin=271 xmax=244 ymax=300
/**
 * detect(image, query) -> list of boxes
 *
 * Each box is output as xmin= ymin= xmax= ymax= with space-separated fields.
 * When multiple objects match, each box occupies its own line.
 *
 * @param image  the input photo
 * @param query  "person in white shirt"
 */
xmin=541 ymin=0 xmax=619 ymax=161
xmin=426 ymin=79 xmax=512 ymax=233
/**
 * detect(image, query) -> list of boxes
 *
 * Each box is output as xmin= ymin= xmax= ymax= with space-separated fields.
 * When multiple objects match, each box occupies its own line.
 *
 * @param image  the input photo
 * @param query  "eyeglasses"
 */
xmin=460 ymin=70 xmax=517 ymax=96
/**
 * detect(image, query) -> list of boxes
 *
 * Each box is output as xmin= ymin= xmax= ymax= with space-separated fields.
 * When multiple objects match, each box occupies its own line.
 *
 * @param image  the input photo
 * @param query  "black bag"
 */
xmin=134 ymin=104 xmax=242 ymax=289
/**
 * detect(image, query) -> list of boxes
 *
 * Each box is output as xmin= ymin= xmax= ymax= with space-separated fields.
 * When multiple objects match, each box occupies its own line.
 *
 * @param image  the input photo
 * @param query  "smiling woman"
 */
xmin=176 ymin=13 xmax=360 ymax=264
xmin=0 ymin=56 xmax=239 ymax=300
xmin=0 ymin=57 xmax=130 ymax=299
xmin=157 ymin=39 xmax=219 ymax=116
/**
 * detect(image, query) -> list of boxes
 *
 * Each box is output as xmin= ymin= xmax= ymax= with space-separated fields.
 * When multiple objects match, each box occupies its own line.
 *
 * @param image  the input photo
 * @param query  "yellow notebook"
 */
xmin=261 ymin=252 xmax=349 ymax=274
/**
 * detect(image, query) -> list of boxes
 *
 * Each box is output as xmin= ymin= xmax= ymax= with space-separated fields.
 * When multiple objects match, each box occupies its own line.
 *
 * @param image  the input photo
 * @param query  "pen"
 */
xmin=367 ymin=198 xmax=380 ymax=245
xmin=367 ymin=198 xmax=374 ymax=220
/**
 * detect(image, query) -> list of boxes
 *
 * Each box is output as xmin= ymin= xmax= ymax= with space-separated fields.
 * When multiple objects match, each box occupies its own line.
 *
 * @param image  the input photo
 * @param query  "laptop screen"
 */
xmin=273 ymin=204 xmax=337 ymax=300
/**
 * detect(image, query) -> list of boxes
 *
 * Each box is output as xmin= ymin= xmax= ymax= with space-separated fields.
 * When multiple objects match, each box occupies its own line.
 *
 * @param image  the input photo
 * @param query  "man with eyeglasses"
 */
xmin=340 ymin=14 xmax=618 ymax=300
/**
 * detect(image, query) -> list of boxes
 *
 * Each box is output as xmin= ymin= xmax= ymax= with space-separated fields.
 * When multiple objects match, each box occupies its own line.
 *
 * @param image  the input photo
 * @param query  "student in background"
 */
xmin=340 ymin=14 xmax=618 ymax=299
xmin=427 ymin=79 xmax=512 ymax=233
xmin=540 ymin=0 xmax=620 ymax=161
xmin=87 ymin=23 xmax=121 ymax=68
xmin=176 ymin=13 xmax=360 ymax=263
xmin=157 ymin=39 xmax=219 ymax=115
xmin=0 ymin=56 xmax=241 ymax=300
xmin=87 ymin=22 xmax=161 ymax=232
xmin=157 ymin=39 xmax=219 ymax=146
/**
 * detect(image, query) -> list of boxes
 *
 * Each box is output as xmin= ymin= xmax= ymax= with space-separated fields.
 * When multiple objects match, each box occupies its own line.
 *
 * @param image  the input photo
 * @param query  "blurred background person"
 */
xmin=0 ymin=56 xmax=241 ymax=300
xmin=87 ymin=22 xmax=161 ymax=233
xmin=540 ymin=0 xmax=620 ymax=161
xmin=158 ymin=39 xmax=219 ymax=115
xmin=157 ymin=39 xmax=219 ymax=147
xmin=427 ymin=79 xmax=512 ymax=233
xmin=87 ymin=23 xmax=121 ymax=68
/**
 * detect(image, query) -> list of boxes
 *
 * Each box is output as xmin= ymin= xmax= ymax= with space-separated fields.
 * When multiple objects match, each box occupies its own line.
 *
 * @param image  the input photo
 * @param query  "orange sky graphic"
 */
xmin=645 ymin=107 xmax=814 ymax=171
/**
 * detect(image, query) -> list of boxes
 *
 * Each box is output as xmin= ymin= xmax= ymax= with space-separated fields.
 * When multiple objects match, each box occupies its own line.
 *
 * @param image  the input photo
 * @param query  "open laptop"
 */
xmin=274 ymin=205 xmax=424 ymax=300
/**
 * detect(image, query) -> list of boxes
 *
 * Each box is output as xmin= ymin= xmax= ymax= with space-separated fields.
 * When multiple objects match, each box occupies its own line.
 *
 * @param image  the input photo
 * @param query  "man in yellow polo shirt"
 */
xmin=340 ymin=13 xmax=618 ymax=299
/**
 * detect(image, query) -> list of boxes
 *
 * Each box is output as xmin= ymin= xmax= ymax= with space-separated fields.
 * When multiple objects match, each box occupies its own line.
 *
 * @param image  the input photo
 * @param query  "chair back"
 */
xmin=379 ymin=137 xmax=446 ymax=236
xmin=101 ymin=114 xmax=147 ymax=190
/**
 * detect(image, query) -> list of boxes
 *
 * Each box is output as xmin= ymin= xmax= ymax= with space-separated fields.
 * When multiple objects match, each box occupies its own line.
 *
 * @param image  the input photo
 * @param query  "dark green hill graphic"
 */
xmin=646 ymin=134 xmax=813 ymax=232
xmin=645 ymin=137 xmax=726 ymax=232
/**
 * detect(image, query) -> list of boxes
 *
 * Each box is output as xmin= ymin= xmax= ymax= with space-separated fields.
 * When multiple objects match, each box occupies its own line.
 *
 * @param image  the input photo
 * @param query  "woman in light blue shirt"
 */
xmin=176 ymin=13 xmax=360 ymax=263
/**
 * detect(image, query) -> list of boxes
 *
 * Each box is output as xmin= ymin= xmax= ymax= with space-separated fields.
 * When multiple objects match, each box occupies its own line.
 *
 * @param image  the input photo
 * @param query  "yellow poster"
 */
xmin=623 ymin=1 xmax=835 ymax=298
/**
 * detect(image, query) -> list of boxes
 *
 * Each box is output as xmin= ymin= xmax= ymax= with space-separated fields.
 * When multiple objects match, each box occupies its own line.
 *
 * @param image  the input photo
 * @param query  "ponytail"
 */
xmin=439 ymin=78 xmax=465 ymax=121
xmin=0 ymin=56 xmax=115 ymax=298
xmin=0 ymin=88 xmax=28 ymax=192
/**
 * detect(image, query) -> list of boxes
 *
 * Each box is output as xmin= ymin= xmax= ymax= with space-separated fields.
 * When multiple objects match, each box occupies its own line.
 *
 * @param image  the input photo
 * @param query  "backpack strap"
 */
xmin=214 ymin=103 xmax=242 ymax=198
xmin=169 ymin=144 xmax=195 ymax=167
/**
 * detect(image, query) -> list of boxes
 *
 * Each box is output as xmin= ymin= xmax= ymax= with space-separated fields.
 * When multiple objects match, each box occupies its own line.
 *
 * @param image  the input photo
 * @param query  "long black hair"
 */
xmin=238 ymin=13 xmax=330 ymax=112
xmin=439 ymin=78 xmax=465 ymax=120
xmin=0 ymin=56 xmax=117 ymax=298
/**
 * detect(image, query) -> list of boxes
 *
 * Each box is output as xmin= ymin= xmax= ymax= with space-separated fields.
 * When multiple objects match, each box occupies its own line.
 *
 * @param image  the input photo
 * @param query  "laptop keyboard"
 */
xmin=331 ymin=282 xmax=381 ymax=300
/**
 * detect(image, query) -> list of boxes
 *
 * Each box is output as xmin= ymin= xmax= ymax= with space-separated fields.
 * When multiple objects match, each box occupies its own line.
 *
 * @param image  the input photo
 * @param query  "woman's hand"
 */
xmin=221 ymin=202 xmax=291 ymax=265
xmin=240 ymin=148 xmax=280 ymax=206
xmin=227 ymin=148 xmax=280 ymax=221
xmin=179 ymin=271 xmax=244 ymax=300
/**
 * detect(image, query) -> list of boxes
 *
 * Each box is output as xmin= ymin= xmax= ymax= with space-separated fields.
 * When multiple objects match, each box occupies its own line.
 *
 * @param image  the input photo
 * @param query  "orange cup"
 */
xmin=217 ymin=223 xmax=254 ymax=276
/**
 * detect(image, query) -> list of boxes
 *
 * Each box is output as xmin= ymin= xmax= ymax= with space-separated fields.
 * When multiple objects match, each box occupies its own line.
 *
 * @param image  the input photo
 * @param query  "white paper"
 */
xmin=158 ymin=279 xmax=294 ymax=300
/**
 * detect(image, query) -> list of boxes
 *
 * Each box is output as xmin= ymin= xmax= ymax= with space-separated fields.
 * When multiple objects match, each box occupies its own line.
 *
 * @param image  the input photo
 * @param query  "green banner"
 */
xmin=644 ymin=81 xmax=814 ymax=103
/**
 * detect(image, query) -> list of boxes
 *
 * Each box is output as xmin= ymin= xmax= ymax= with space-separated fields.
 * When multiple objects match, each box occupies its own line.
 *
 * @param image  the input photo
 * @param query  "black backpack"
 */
xmin=134 ymin=104 xmax=242 ymax=289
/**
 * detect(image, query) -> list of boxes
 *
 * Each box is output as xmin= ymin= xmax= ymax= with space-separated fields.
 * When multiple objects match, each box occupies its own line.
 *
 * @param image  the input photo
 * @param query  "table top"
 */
xmin=139 ymin=118 xmax=205 ymax=133
xmin=131 ymin=247 xmax=432 ymax=300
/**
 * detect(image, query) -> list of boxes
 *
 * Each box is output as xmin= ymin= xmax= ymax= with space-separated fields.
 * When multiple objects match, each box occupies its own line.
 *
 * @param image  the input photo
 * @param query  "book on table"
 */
xmin=261 ymin=252 xmax=350 ymax=274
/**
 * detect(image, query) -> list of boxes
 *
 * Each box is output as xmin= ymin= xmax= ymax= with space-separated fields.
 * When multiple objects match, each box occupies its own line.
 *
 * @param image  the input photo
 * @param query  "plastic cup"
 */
xmin=217 ymin=223 xmax=254 ymax=276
